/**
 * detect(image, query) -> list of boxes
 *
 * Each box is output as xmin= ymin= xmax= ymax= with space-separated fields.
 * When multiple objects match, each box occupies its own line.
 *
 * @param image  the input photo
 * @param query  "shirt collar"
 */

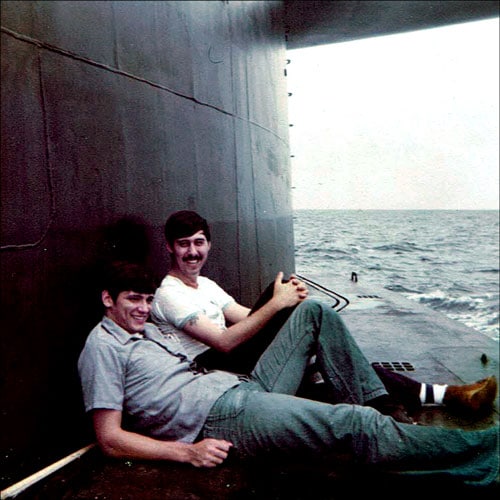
xmin=101 ymin=316 xmax=161 ymax=345
xmin=100 ymin=316 xmax=189 ymax=360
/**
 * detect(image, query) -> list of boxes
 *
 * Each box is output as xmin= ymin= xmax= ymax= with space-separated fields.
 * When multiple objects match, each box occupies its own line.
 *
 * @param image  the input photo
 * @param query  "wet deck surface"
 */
xmin=7 ymin=277 xmax=499 ymax=498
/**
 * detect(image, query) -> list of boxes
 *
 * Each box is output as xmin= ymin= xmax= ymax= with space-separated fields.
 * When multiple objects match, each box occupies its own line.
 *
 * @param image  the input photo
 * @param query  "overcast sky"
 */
xmin=287 ymin=18 xmax=499 ymax=210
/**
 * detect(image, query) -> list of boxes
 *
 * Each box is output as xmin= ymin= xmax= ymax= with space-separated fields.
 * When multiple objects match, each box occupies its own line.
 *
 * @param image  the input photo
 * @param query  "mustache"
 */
xmin=183 ymin=254 xmax=202 ymax=262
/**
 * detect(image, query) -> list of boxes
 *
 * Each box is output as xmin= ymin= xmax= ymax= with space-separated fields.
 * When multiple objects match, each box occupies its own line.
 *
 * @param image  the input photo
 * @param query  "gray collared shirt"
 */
xmin=78 ymin=316 xmax=241 ymax=443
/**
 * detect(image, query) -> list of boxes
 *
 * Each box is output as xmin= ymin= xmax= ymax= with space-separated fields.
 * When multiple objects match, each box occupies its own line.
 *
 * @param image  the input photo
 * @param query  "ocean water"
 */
xmin=293 ymin=210 xmax=499 ymax=342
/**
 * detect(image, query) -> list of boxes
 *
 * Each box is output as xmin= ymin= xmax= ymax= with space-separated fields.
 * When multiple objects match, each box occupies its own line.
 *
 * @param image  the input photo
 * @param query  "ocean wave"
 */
xmin=294 ymin=210 xmax=499 ymax=341
xmin=386 ymin=284 xmax=420 ymax=294
xmin=373 ymin=244 xmax=414 ymax=253
xmin=447 ymin=311 xmax=499 ymax=342
xmin=372 ymin=242 xmax=431 ymax=253
xmin=407 ymin=290 xmax=484 ymax=311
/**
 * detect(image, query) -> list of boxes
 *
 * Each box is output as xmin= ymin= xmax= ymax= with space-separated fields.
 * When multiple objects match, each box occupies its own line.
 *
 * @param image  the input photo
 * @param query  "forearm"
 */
xmin=98 ymin=427 xmax=193 ymax=463
xmin=93 ymin=410 xmax=232 ymax=467
xmin=217 ymin=298 xmax=282 ymax=352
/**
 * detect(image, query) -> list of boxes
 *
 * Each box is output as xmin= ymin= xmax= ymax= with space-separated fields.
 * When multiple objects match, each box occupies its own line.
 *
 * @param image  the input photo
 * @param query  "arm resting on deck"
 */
xmin=92 ymin=409 xmax=233 ymax=468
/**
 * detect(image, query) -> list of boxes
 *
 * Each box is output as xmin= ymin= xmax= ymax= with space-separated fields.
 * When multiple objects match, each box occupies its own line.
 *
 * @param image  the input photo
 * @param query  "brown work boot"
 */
xmin=443 ymin=376 xmax=498 ymax=412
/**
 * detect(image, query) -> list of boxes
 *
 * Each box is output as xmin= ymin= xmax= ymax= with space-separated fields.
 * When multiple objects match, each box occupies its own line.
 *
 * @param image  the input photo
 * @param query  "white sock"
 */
xmin=433 ymin=384 xmax=447 ymax=404
xmin=419 ymin=384 xmax=426 ymax=404
xmin=419 ymin=384 xmax=448 ymax=405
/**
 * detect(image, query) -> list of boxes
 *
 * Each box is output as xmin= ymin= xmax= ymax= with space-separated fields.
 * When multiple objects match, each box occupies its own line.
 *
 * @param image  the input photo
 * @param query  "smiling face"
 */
xmin=167 ymin=230 xmax=211 ymax=283
xmin=102 ymin=290 xmax=154 ymax=334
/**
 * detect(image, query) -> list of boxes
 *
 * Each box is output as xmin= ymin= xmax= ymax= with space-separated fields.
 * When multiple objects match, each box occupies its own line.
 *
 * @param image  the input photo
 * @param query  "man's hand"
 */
xmin=272 ymin=272 xmax=309 ymax=309
xmin=288 ymin=274 xmax=309 ymax=299
xmin=188 ymin=438 xmax=234 ymax=467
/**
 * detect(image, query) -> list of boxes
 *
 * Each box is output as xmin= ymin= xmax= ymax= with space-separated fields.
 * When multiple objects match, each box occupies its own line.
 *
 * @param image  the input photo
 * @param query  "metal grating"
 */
xmin=372 ymin=361 xmax=415 ymax=372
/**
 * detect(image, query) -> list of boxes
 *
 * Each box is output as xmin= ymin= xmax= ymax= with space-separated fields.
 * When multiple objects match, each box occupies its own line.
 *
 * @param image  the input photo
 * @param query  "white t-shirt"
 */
xmin=151 ymin=274 xmax=236 ymax=358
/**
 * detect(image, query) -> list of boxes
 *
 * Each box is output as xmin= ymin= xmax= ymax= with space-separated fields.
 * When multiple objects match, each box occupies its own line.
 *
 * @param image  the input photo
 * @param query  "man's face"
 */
xmin=167 ymin=230 xmax=211 ymax=278
xmin=102 ymin=290 xmax=154 ymax=334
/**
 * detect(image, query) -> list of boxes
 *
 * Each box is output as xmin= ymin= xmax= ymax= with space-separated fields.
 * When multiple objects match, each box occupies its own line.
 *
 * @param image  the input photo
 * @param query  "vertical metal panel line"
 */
xmin=1 ymin=50 xmax=56 ymax=251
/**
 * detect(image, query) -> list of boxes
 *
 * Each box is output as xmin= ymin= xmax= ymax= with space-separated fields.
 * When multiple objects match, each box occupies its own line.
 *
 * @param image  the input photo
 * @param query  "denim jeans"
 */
xmin=196 ymin=282 xmax=425 ymax=409
xmin=202 ymin=300 xmax=499 ymax=486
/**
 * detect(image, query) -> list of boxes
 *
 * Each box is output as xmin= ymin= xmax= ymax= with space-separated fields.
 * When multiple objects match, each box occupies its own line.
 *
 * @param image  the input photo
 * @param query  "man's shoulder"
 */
xmin=198 ymin=276 xmax=233 ymax=299
xmin=83 ymin=320 xmax=117 ymax=349
xmin=197 ymin=276 xmax=220 ymax=287
xmin=78 ymin=320 xmax=120 ymax=371
xmin=156 ymin=274 xmax=222 ymax=296
xmin=158 ymin=274 xmax=190 ymax=290
xmin=160 ymin=274 xmax=218 ymax=286
xmin=155 ymin=275 xmax=192 ymax=302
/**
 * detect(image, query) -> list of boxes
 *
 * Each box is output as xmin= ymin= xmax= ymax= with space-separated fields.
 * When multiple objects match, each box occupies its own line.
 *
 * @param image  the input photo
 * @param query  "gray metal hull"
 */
xmin=1 ymin=0 xmax=293 ymax=484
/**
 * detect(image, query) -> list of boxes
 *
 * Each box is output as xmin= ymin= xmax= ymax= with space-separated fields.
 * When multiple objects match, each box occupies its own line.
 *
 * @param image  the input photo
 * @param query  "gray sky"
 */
xmin=287 ymin=18 xmax=499 ymax=210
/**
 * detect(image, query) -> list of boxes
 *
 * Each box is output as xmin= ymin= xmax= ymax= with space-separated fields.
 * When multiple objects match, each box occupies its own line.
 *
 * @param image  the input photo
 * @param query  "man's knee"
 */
xmin=293 ymin=300 xmax=349 ymax=344
xmin=296 ymin=298 xmax=322 ymax=313
xmin=296 ymin=299 xmax=340 ymax=321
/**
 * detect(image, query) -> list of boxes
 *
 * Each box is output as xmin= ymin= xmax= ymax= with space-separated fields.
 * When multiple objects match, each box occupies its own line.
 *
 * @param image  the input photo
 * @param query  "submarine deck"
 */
xmin=3 ymin=275 xmax=498 ymax=499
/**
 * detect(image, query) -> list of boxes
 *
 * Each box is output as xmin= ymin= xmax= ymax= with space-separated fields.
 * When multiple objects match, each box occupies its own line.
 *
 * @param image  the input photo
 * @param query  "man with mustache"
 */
xmin=151 ymin=210 xmax=309 ymax=372
xmin=151 ymin=210 xmax=497 ymax=422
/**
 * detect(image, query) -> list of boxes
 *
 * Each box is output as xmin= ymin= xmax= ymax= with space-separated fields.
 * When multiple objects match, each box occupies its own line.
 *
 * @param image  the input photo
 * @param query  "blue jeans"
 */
xmin=202 ymin=300 xmax=498 ymax=486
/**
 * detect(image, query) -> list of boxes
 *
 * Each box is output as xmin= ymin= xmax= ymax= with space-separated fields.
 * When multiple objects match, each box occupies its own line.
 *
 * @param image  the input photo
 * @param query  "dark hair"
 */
xmin=102 ymin=261 xmax=158 ymax=301
xmin=164 ymin=210 xmax=211 ymax=247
